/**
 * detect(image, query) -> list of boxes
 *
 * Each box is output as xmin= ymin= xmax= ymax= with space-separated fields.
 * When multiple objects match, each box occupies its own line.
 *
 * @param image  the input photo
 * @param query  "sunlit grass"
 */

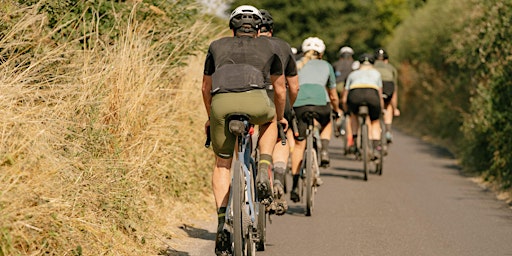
xmin=0 ymin=4 xmax=214 ymax=255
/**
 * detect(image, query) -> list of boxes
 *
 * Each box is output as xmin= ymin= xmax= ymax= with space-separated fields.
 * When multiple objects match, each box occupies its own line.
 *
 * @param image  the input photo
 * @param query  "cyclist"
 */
xmin=342 ymin=53 xmax=384 ymax=157
xmin=331 ymin=46 xmax=355 ymax=146
xmin=374 ymin=48 xmax=400 ymax=144
xmin=259 ymin=9 xmax=299 ymax=215
xmin=201 ymin=5 xmax=287 ymax=255
xmin=289 ymin=37 xmax=341 ymax=202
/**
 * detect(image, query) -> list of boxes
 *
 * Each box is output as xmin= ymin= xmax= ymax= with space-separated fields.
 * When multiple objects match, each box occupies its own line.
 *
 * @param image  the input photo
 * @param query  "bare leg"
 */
xmin=212 ymin=156 xmax=232 ymax=209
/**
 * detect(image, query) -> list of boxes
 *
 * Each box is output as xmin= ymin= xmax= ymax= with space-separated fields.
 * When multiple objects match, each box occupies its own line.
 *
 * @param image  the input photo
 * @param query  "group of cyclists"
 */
xmin=201 ymin=5 xmax=399 ymax=255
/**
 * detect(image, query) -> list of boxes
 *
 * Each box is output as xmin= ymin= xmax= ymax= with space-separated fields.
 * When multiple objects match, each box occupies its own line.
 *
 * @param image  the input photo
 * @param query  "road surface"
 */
xmin=170 ymin=129 xmax=512 ymax=256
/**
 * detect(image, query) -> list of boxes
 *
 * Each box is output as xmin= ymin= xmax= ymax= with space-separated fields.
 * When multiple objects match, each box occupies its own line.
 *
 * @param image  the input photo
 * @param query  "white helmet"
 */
xmin=339 ymin=46 xmax=354 ymax=55
xmin=229 ymin=5 xmax=262 ymax=30
xmin=301 ymin=37 xmax=326 ymax=54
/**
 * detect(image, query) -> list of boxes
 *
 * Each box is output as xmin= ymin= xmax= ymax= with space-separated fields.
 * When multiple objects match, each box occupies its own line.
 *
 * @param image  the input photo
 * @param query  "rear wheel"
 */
xmin=232 ymin=161 xmax=243 ymax=255
xmin=306 ymin=133 xmax=314 ymax=216
xmin=361 ymin=123 xmax=369 ymax=181
xmin=256 ymin=202 xmax=266 ymax=251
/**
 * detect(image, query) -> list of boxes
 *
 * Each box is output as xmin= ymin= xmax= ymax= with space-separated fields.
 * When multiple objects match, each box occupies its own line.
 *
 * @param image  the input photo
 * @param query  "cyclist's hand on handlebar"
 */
xmin=393 ymin=108 xmax=401 ymax=117
xmin=278 ymin=118 xmax=288 ymax=132
xmin=204 ymin=120 xmax=210 ymax=136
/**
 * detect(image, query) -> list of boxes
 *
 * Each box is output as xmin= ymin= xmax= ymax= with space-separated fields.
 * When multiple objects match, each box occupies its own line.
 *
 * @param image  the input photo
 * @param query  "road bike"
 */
xmin=206 ymin=114 xmax=287 ymax=255
xmin=355 ymin=105 xmax=385 ymax=180
xmin=206 ymin=113 xmax=260 ymax=255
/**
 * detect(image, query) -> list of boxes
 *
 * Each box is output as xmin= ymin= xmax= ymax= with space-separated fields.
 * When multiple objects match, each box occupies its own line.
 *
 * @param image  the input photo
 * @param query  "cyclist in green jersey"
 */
xmin=202 ymin=5 xmax=287 ymax=255
xmin=374 ymin=48 xmax=400 ymax=144
xmin=290 ymin=37 xmax=342 ymax=202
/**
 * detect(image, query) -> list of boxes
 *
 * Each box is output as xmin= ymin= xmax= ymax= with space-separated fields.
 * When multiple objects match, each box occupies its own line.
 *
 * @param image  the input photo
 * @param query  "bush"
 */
xmin=389 ymin=0 xmax=512 ymax=189
xmin=0 ymin=1 xmax=216 ymax=255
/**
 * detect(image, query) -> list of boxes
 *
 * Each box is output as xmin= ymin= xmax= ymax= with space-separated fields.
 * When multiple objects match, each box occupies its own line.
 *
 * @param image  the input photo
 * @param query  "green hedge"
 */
xmin=389 ymin=0 xmax=512 ymax=188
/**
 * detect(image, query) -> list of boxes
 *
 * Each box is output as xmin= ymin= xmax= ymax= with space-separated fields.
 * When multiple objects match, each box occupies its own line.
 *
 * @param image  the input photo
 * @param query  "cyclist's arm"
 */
xmin=202 ymin=75 xmax=213 ymax=118
xmin=272 ymin=74 xmax=286 ymax=121
xmin=286 ymin=75 xmax=299 ymax=106
xmin=328 ymin=87 xmax=341 ymax=113
xmin=327 ymin=64 xmax=341 ymax=113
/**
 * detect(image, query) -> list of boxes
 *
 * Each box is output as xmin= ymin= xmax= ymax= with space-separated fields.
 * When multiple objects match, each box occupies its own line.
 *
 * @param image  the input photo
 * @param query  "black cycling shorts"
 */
xmin=382 ymin=81 xmax=395 ymax=103
xmin=293 ymin=104 xmax=332 ymax=141
xmin=347 ymin=88 xmax=381 ymax=121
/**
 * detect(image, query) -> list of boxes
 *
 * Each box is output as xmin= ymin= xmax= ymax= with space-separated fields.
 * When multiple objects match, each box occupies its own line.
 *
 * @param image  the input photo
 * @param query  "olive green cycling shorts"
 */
xmin=210 ymin=89 xmax=275 ymax=159
xmin=336 ymin=81 xmax=345 ymax=95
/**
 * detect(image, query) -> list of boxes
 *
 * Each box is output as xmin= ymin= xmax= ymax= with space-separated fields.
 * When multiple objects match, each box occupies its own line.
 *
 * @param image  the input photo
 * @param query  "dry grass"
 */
xmin=0 ymin=5 xmax=215 ymax=256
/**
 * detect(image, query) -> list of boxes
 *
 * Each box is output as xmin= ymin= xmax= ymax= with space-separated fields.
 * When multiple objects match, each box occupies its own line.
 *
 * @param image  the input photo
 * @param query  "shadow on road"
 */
xmin=159 ymin=247 xmax=190 ymax=256
xmin=179 ymin=224 xmax=215 ymax=241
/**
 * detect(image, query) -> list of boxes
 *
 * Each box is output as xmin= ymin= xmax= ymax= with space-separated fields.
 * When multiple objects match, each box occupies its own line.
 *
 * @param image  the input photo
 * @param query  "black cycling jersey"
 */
xmin=268 ymin=37 xmax=297 ymax=78
xmin=204 ymin=36 xmax=283 ymax=94
xmin=332 ymin=58 xmax=353 ymax=84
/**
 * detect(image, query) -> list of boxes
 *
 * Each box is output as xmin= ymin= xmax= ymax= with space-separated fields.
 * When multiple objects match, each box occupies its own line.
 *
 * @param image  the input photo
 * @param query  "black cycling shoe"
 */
xmin=290 ymin=188 xmax=300 ymax=203
xmin=320 ymin=149 xmax=330 ymax=167
xmin=257 ymin=169 xmax=273 ymax=205
xmin=215 ymin=229 xmax=232 ymax=256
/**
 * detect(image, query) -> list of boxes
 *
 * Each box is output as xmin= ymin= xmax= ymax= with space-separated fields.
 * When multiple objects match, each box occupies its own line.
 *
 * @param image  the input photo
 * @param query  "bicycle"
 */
xmin=206 ymin=114 xmax=259 ymax=255
xmin=297 ymin=111 xmax=320 ymax=216
xmin=206 ymin=114 xmax=286 ymax=255
xmin=355 ymin=105 xmax=385 ymax=180
xmin=354 ymin=105 xmax=371 ymax=181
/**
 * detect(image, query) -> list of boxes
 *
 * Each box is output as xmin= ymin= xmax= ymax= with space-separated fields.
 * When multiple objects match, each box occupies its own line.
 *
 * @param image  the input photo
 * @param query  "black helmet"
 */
xmin=229 ymin=5 xmax=262 ymax=33
xmin=259 ymin=9 xmax=274 ymax=32
xmin=358 ymin=53 xmax=375 ymax=64
xmin=374 ymin=48 xmax=389 ymax=60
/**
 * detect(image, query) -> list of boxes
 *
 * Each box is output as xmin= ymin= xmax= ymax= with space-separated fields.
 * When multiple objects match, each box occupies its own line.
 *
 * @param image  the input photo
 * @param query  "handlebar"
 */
xmin=278 ymin=122 xmax=287 ymax=146
xmin=205 ymin=126 xmax=211 ymax=148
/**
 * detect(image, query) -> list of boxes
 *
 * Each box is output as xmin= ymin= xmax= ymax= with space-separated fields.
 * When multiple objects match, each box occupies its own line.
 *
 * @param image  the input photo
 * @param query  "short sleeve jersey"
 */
xmin=204 ymin=36 xmax=283 ymax=94
xmin=293 ymin=59 xmax=336 ymax=107
xmin=345 ymin=68 xmax=383 ymax=91
xmin=373 ymin=60 xmax=397 ymax=84
xmin=332 ymin=58 xmax=353 ymax=84
xmin=265 ymin=37 xmax=297 ymax=91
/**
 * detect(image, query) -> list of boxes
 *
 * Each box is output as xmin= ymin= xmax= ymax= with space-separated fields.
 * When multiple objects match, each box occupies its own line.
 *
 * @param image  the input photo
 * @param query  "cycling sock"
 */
xmin=292 ymin=174 xmax=300 ymax=190
xmin=273 ymin=166 xmax=286 ymax=185
xmin=217 ymin=207 xmax=227 ymax=230
xmin=258 ymin=154 xmax=273 ymax=178
xmin=321 ymin=139 xmax=329 ymax=151
xmin=385 ymin=124 xmax=391 ymax=132
xmin=372 ymin=140 xmax=380 ymax=149
xmin=273 ymin=161 xmax=286 ymax=172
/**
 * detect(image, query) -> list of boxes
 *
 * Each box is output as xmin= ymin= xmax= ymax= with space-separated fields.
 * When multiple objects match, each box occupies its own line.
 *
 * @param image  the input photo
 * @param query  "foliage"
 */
xmin=389 ymin=0 xmax=512 ymax=188
xmin=450 ymin=0 xmax=512 ymax=188
xmin=227 ymin=0 xmax=425 ymax=62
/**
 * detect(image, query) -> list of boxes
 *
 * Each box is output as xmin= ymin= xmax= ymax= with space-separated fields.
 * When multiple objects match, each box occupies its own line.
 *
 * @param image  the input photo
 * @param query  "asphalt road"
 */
xmin=171 ymin=129 xmax=512 ymax=256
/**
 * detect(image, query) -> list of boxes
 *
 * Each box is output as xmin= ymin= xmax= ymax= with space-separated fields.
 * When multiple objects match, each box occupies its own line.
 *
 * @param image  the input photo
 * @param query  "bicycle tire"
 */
xmin=256 ymin=202 xmax=266 ymax=251
xmin=306 ymin=132 xmax=314 ymax=216
xmin=361 ymin=123 xmax=369 ymax=181
xmin=377 ymin=119 xmax=385 ymax=175
xmin=232 ymin=160 xmax=243 ymax=255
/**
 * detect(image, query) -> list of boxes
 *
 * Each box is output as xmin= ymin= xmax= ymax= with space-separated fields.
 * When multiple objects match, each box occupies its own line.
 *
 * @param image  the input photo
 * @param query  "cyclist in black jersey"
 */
xmin=202 ymin=5 xmax=287 ymax=255
xmin=259 ymin=9 xmax=299 ymax=216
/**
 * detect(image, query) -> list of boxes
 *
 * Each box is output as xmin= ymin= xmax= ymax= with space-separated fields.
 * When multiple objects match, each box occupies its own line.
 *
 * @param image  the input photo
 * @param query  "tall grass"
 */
xmin=0 ymin=3 xmax=215 ymax=255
